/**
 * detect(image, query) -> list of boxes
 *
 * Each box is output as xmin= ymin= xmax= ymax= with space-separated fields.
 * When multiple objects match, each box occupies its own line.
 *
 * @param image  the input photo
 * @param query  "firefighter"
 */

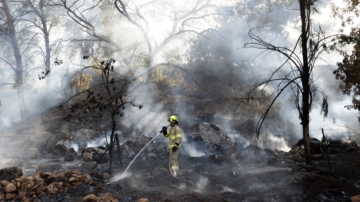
xmin=160 ymin=115 xmax=182 ymax=177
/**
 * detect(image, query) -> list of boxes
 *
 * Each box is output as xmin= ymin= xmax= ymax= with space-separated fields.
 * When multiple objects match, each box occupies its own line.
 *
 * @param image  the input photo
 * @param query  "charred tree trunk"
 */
xmin=115 ymin=133 xmax=123 ymax=167
xmin=109 ymin=113 xmax=116 ymax=173
xmin=299 ymin=0 xmax=312 ymax=165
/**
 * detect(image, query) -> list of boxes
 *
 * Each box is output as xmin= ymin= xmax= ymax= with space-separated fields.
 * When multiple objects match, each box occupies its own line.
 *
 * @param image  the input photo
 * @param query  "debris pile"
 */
xmin=0 ymin=169 xmax=94 ymax=201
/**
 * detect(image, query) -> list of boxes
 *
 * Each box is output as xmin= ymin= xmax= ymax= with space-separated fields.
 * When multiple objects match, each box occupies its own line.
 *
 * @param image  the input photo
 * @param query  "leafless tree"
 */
xmin=58 ymin=58 xmax=141 ymax=172
xmin=53 ymin=0 xmax=223 ymax=81
xmin=114 ymin=0 xmax=217 ymax=69
xmin=0 ymin=0 xmax=28 ymax=119
xmin=21 ymin=0 xmax=63 ymax=85
xmin=243 ymin=0 xmax=337 ymax=165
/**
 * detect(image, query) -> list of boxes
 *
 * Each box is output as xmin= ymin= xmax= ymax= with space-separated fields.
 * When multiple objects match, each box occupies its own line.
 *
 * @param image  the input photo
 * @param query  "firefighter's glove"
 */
xmin=161 ymin=126 xmax=167 ymax=136
xmin=172 ymin=143 xmax=179 ymax=152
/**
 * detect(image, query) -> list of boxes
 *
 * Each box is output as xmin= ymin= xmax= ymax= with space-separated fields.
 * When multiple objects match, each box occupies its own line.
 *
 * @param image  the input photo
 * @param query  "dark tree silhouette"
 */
xmin=243 ymin=0 xmax=337 ymax=165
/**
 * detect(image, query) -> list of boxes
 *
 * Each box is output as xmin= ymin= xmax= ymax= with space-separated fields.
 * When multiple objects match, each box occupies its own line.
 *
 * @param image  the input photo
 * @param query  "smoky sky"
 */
xmin=0 ymin=0 xmax=359 ymax=151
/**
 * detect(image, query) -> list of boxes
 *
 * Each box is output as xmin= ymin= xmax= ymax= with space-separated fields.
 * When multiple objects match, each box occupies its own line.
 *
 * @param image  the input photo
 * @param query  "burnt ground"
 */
xmin=26 ymin=140 xmax=360 ymax=202
xmin=1 ymin=119 xmax=360 ymax=202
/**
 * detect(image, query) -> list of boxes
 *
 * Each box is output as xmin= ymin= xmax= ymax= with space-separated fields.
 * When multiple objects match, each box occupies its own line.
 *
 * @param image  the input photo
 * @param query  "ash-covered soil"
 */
xmin=1 ymin=119 xmax=360 ymax=202
xmin=25 ymin=142 xmax=360 ymax=202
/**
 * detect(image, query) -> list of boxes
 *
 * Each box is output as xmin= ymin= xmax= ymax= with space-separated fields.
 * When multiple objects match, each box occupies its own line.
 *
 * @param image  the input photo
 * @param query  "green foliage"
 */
xmin=331 ymin=1 xmax=360 ymax=113
xmin=334 ymin=30 xmax=360 ymax=110
xmin=338 ymin=29 xmax=360 ymax=45
xmin=331 ymin=0 xmax=360 ymax=32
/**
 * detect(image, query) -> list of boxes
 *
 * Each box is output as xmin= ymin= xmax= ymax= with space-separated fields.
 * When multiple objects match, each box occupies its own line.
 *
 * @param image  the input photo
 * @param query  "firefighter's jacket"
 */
xmin=164 ymin=125 xmax=182 ymax=149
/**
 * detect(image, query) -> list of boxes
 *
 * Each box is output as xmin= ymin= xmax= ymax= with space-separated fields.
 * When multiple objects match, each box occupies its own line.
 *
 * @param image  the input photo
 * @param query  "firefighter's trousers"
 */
xmin=169 ymin=148 xmax=180 ymax=171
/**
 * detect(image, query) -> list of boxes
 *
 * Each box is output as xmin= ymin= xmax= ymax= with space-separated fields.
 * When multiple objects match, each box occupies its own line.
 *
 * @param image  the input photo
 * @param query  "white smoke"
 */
xmin=258 ymin=133 xmax=291 ymax=152
xmin=228 ymin=133 xmax=250 ymax=148
xmin=196 ymin=176 xmax=209 ymax=193
xmin=222 ymin=186 xmax=236 ymax=193
xmin=182 ymin=143 xmax=206 ymax=157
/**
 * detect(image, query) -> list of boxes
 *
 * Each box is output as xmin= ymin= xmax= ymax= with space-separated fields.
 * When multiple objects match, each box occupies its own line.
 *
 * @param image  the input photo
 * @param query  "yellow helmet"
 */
xmin=168 ymin=115 xmax=178 ymax=123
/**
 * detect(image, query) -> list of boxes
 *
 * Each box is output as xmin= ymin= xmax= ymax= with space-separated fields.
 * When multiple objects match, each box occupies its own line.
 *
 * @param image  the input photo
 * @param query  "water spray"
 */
xmin=110 ymin=126 xmax=169 ymax=182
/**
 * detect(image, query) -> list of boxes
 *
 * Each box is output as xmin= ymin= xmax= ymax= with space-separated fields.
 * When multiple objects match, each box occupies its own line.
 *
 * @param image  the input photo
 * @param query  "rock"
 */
xmin=198 ymin=122 xmax=235 ymax=148
xmin=122 ymin=135 xmax=152 ymax=153
xmin=82 ymin=147 xmax=109 ymax=164
xmin=5 ymin=193 xmax=15 ymax=200
xmin=22 ymin=148 xmax=39 ymax=159
xmin=46 ymin=131 xmax=73 ymax=155
xmin=44 ymin=183 xmax=60 ymax=197
xmin=82 ymin=194 xmax=99 ymax=202
xmin=64 ymin=148 xmax=78 ymax=162
xmin=4 ymin=183 xmax=16 ymax=193
xmin=0 ymin=167 xmax=22 ymax=181
xmin=0 ymin=180 xmax=10 ymax=187
xmin=83 ymin=174 xmax=93 ymax=184
xmin=351 ymin=195 xmax=360 ymax=202
xmin=18 ymin=190 xmax=27 ymax=199
xmin=99 ymin=172 xmax=110 ymax=180
xmin=138 ymin=198 xmax=150 ymax=202
xmin=35 ymin=132 xmax=53 ymax=152
xmin=40 ymin=172 xmax=57 ymax=184
xmin=82 ymin=193 xmax=118 ymax=202
xmin=80 ymin=161 xmax=97 ymax=170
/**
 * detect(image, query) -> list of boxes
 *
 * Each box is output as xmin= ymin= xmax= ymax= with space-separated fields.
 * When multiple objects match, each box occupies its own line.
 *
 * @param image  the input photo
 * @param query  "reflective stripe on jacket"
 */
xmin=164 ymin=125 xmax=182 ymax=149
